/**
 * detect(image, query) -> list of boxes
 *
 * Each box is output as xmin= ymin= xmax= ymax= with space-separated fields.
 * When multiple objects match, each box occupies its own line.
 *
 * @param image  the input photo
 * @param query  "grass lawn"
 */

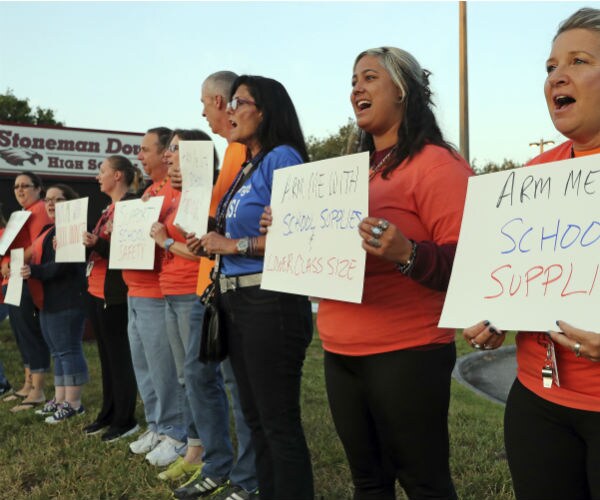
xmin=0 ymin=319 xmax=515 ymax=499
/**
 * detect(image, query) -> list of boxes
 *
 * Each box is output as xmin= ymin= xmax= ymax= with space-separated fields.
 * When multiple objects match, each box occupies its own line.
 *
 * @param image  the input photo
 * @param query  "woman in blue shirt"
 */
xmin=199 ymin=75 xmax=314 ymax=500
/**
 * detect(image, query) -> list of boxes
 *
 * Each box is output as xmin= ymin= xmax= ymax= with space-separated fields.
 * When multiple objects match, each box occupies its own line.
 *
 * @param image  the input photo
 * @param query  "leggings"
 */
xmin=505 ymin=379 xmax=600 ymax=500
xmin=324 ymin=343 xmax=457 ymax=500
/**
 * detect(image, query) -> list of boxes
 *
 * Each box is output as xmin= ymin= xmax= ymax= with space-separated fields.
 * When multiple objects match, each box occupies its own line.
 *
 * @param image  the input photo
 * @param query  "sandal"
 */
xmin=10 ymin=400 xmax=43 ymax=413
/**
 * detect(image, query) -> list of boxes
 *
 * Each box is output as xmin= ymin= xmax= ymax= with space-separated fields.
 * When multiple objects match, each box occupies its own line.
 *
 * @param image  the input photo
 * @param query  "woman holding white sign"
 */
xmin=463 ymin=8 xmax=600 ymax=500
xmin=21 ymin=184 xmax=89 ymax=423
xmin=197 ymin=76 xmax=314 ymax=500
xmin=318 ymin=47 xmax=472 ymax=499
xmin=82 ymin=155 xmax=139 ymax=442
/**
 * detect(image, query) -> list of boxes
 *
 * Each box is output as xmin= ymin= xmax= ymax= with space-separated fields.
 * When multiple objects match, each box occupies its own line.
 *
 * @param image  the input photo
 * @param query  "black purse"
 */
xmin=198 ymin=272 xmax=226 ymax=363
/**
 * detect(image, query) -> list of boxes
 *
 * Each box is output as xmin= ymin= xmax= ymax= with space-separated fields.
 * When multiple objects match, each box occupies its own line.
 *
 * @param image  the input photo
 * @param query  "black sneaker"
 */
xmin=210 ymin=484 xmax=259 ymax=500
xmin=173 ymin=475 xmax=228 ymax=499
xmin=101 ymin=423 xmax=140 ymax=443
xmin=0 ymin=381 xmax=13 ymax=398
xmin=83 ymin=420 xmax=109 ymax=436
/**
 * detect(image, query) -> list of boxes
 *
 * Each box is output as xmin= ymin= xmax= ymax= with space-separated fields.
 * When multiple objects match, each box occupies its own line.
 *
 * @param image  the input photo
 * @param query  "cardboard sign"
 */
xmin=173 ymin=141 xmax=214 ymax=236
xmin=0 ymin=211 xmax=31 ymax=256
xmin=109 ymin=196 xmax=163 ymax=270
xmin=262 ymin=152 xmax=369 ymax=303
xmin=440 ymin=154 xmax=600 ymax=332
xmin=55 ymin=197 xmax=88 ymax=263
xmin=4 ymin=248 xmax=24 ymax=306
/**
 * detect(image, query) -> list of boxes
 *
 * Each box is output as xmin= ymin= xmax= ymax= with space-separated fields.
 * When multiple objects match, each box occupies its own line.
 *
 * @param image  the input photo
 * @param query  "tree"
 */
xmin=0 ymin=88 xmax=63 ymax=126
xmin=306 ymin=118 xmax=359 ymax=161
xmin=472 ymin=158 xmax=522 ymax=175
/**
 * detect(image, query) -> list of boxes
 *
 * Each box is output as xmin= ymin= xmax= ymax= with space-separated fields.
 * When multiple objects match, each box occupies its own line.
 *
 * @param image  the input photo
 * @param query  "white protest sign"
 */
xmin=4 ymin=248 xmax=24 ymax=306
xmin=174 ymin=141 xmax=214 ymax=236
xmin=0 ymin=211 xmax=31 ymax=256
xmin=440 ymin=154 xmax=600 ymax=332
xmin=55 ymin=197 xmax=88 ymax=263
xmin=109 ymin=196 xmax=163 ymax=270
xmin=262 ymin=152 xmax=369 ymax=303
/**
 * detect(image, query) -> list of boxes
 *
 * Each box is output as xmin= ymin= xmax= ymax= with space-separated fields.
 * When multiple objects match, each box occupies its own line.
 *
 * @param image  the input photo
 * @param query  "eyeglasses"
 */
xmin=167 ymin=144 xmax=179 ymax=153
xmin=226 ymin=97 xmax=256 ymax=112
xmin=44 ymin=197 xmax=66 ymax=204
xmin=13 ymin=184 xmax=35 ymax=190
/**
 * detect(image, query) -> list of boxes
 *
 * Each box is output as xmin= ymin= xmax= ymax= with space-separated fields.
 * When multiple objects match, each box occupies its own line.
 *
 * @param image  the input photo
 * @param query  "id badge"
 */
xmin=542 ymin=338 xmax=560 ymax=389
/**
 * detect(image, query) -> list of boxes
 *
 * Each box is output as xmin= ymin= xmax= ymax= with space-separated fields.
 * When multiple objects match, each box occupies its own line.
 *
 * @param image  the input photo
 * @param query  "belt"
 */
xmin=219 ymin=273 xmax=262 ymax=293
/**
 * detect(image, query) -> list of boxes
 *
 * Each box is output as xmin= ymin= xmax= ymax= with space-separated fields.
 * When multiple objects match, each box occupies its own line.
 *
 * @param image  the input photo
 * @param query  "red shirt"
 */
xmin=318 ymin=145 xmax=473 ymax=355
xmin=87 ymin=204 xmax=114 ymax=300
xmin=517 ymin=141 xmax=600 ymax=411
xmin=122 ymin=178 xmax=175 ymax=298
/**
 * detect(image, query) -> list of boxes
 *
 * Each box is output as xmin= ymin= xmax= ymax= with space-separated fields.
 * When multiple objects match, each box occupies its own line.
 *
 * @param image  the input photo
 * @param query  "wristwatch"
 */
xmin=236 ymin=237 xmax=250 ymax=255
xmin=164 ymin=238 xmax=175 ymax=253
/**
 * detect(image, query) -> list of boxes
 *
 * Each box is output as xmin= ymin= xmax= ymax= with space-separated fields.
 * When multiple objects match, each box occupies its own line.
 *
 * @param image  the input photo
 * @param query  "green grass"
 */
xmin=0 ymin=320 xmax=516 ymax=499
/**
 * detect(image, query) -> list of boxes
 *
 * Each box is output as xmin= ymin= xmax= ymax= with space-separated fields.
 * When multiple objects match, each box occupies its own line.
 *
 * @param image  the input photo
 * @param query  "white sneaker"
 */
xmin=129 ymin=429 xmax=160 ymax=454
xmin=145 ymin=436 xmax=184 ymax=467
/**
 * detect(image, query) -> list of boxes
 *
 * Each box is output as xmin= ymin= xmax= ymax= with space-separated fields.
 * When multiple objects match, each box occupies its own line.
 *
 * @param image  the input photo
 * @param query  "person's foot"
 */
xmin=145 ymin=435 xmax=184 ymax=467
xmin=10 ymin=398 xmax=44 ymax=413
xmin=0 ymin=381 xmax=13 ymax=399
xmin=83 ymin=420 xmax=109 ymax=436
xmin=35 ymin=398 xmax=60 ymax=415
xmin=129 ymin=428 xmax=160 ymax=454
xmin=210 ymin=484 xmax=259 ymax=500
xmin=101 ymin=423 xmax=140 ymax=443
xmin=173 ymin=473 xmax=227 ymax=499
xmin=44 ymin=402 xmax=85 ymax=424
xmin=157 ymin=456 xmax=202 ymax=482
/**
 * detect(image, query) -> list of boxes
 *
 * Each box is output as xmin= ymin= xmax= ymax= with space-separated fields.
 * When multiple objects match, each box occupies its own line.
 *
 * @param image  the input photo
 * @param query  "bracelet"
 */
xmin=248 ymin=236 xmax=259 ymax=257
xmin=396 ymin=240 xmax=417 ymax=275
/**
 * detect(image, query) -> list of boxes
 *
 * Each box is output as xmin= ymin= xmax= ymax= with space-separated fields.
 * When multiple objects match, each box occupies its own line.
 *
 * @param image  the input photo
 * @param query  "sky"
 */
xmin=1 ymin=1 xmax=598 ymax=168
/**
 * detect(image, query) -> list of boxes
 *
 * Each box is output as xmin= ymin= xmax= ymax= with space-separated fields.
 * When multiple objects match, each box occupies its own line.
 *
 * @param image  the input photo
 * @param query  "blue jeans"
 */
xmin=40 ymin=308 xmax=89 ymax=386
xmin=165 ymin=293 xmax=198 ymax=446
xmin=185 ymin=297 xmax=257 ymax=492
xmin=220 ymin=286 xmax=314 ymax=500
xmin=127 ymin=296 xmax=186 ymax=442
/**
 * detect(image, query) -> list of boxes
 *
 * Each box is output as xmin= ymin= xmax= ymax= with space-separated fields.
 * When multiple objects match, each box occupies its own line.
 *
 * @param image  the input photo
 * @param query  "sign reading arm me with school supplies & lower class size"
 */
xmin=261 ymin=152 xmax=369 ymax=303
xmin=440 ymin=154 xmax=600 ymax=333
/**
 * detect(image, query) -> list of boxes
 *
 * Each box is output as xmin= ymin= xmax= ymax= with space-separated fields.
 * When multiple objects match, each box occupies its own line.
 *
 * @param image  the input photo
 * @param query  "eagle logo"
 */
xmin=0 ymin=148 xmax=44 ymax=166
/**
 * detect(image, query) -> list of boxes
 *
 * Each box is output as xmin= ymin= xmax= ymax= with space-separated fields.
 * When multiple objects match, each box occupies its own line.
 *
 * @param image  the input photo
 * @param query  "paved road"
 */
xmin=453 ymin=345 xmax=517 ymax=404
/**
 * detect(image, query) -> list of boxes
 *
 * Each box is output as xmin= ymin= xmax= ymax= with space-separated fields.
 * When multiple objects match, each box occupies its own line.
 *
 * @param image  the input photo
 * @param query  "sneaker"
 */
xmin=0 ymin=381 xmax=13 ymax=398
xmin=209 ymin=484 xmax=259 ymax=500
xmin=101 ymin=423 xmax=140 ymax=443
xmin=129 ymin=428 xmax=160 ymax=454
xmin=35 ymin=398 xmax=60 ymax=416
xmin=145 ymin=435 xmax=184 ymax=467
xmin=45 ymin=402 xmax=85 ymax=424
xmin=83 ymin=420 xmax=109 ymax=436
xmin=173 ymin=473 xmax=227 ymax=499
xmin=157 ymin=456 xmax=202 ymax=481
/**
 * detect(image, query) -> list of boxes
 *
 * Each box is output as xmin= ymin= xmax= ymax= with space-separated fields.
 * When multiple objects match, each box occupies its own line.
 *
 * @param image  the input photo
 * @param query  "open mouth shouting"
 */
xmin=553 ymin=94 xmax=576 ymax=111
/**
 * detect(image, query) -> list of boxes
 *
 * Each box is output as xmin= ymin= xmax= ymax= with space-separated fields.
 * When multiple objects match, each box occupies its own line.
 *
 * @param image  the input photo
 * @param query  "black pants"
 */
xmin=220 ymin=286 xmax=314 ymax=500
xmin=324 ymin=344 xmax=457 ymax=500
xmin=505 ymin=379 xmax=600 ymax=500
xmin=87 ymin=295 xmax=137 ymax=430
xmin=5 ymin=284 xmax=50 ymax=372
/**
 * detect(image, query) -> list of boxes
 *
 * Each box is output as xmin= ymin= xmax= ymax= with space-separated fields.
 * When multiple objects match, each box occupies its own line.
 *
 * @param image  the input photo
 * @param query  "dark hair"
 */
xmin=230 ymin=75 xmax=308 ymax=162
xmin=17 ymin=170 xmax=43 ymax=189
xmin=146 ymin=127 xmax=172 ymax=153
xmin=354 ymin=47 xmax=456 ymax=178
xmin=47 ymin=183 xmax=79 ymax=201
xmin=0 ymin=203 xmax=6 ymax=228
xmin=106 ymin=155 xmax=136 ymax=186
xmin=170 ymin=129 xmax=220 ymax=180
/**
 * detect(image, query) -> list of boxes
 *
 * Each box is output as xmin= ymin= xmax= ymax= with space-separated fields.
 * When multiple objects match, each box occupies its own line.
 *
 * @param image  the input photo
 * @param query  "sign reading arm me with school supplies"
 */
xmin=261 ymin=152 xmax=369 ymax=303
xmin=440 ymin=154 xmax=600 ymax=332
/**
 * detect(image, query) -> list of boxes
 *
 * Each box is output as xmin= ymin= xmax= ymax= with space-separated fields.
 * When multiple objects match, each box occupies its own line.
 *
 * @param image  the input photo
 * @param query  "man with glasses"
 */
xmin=172 ymin=72 xmax=258 ymax=500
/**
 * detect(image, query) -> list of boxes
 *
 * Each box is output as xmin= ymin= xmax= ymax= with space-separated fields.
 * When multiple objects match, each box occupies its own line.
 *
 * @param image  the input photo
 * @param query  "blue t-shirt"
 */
xmin=221 ymin=144 xmax=303 ymax=276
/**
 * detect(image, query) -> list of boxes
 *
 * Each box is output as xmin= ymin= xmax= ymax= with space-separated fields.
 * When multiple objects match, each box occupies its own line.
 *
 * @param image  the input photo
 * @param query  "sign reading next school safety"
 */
xmin=262 ymin=152 xmax=369 ymax=303
xmin=440 ymin=154 xmax=600 ymax=333
xmin=0 ymin=123 xmax=143 ymax=177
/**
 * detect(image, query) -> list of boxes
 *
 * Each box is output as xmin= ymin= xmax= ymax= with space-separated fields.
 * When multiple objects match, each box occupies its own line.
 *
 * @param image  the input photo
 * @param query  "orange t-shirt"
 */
xmin=87 ymin=203 xmax=115 ymax=300
xmin=122 ymin=177 xmax=175 ymax=298
xmin=318 ymin=145 xmax=473 ymax=356
xmin=517 ymin=141 xmax=600 ymax=411
xmin=158 ymin=191 xmax=198 ymax=295
xmin=195 ymin=142 xmax=246 ymax=296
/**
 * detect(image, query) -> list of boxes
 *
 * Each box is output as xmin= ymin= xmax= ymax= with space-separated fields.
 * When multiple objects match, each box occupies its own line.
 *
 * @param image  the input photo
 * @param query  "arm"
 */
xmin=150 ymin=222 xmax=200 ymax=262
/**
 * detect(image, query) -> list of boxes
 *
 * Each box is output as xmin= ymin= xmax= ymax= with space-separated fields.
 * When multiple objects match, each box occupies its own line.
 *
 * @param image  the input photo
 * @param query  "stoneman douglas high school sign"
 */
xmin=0 ymin=123 xmax=143 ymax=177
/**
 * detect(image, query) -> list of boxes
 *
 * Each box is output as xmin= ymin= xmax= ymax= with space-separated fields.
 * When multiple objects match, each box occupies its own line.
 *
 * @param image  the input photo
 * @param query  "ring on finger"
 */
xmin=471 ymin=341 xmax=481 ymax=349
xmin=573 ymin=342 xmax=582 ymax=357
xmin=378 ymin=219 xmax=390 ymax=231
xmin=371 ymin=226 xmax=383 ymax=238
xmin=368 ymin=237 xmax=382 ymax=248
xmin=483 ymin=344 xmax=493 ymax=350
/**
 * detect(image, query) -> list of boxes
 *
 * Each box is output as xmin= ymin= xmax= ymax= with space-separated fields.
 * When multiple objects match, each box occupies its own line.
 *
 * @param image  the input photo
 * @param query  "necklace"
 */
xmin=369 ymin=146 xmax=397 ymax=180
xmin=143 ymin=176 xmax=169 ymax=200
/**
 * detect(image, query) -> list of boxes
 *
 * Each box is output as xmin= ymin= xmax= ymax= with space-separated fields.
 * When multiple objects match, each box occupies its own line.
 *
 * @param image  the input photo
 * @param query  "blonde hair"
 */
xmin=555 ymin=7 xmax=600 ymax=39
